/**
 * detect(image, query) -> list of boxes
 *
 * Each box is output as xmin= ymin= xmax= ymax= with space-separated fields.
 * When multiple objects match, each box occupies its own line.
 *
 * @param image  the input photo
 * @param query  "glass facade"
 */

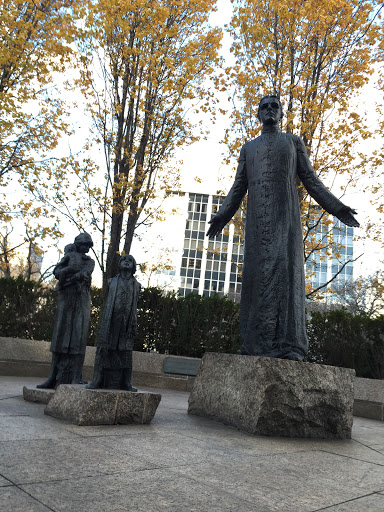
xmin=179 ymin=193 xmax=208 ymax=297
xmin=178 ymin=194 xmax=353 ymax=301
xmin=178 ymin=193 xmax=243 ymax=300
xmin=306 ymin=214 xmax=354 ymax=293
xmin=331 ymin=219 xmax=354 ymax=287
xmin=204 ymin=196 xmax=227 ymax=297
xmin=227 ymin=222 xmax=243 ymax=303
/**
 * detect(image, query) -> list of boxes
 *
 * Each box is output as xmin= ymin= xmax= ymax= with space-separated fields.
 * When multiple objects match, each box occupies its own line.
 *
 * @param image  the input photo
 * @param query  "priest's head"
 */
xmin=257 ymin=95 xmax=283 ymax=125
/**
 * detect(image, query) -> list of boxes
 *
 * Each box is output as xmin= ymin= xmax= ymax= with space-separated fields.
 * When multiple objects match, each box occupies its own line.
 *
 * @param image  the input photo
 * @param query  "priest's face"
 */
xmin=258 ymin=97 xmax=282 ymax=126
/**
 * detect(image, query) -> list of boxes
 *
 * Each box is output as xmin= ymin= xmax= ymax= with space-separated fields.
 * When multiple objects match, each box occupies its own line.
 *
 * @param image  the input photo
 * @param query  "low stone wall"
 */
xmin=0 ymin=337 xmax=196 ymax=392
xmin=132 ymin=352 xmax=196 ymax=391
xmin=354 ymin=376 xmax=384 ymax=421
xmin=1 ymin=336 xmax=383 ymax=419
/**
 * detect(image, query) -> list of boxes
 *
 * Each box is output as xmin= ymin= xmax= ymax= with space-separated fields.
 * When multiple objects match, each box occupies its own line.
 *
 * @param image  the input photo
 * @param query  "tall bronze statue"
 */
xmin=38 ymin=232 xmax=95 ymax=388
xmin=207 ymin=95 xmax=359 ymax=361
xmin=87 ymin=254 xmax=141 ymax=391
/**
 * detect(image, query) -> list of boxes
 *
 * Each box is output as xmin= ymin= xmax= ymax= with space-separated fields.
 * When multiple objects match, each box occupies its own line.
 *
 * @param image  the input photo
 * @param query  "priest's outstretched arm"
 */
xmin=207 ymin=145 xmax=248 ymax=238
xmin=295 ymin=135 xmax=359 ymax=228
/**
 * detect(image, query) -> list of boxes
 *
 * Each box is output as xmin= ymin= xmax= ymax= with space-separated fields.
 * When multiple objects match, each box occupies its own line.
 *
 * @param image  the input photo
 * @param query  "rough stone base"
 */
xmin=45 ymin=385 xmax=161 ymax=426
xmin=188 ymin=353 xmax=355 ymax=439
xmin=23 ymin=385 xmax=55 ymax=405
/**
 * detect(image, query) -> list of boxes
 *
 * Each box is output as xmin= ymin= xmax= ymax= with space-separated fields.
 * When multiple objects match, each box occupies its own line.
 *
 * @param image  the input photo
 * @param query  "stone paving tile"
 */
xmin=102 ymin=430 xmax=249 ymax=467
xmin=316 ymin=441 xmax=384 ymax=466
xmin=102 ymin=406 xmax=384 ymax=467
xmin=154 ymin=407 xmax=252 ymax=435
xmin=354 ymin=443 xmax=384 ymax=457
xmin=138 ymin=387 xmax=189 ymax=408
xmin=0 ymin=395 xmax=45 ymax=416
xmin=62 ymin=422 xmax=158 ymax=438
xmin=62 ymin=403 xmax=243 ymax=439
xmin=1 ymin=377 xmax=384 ymax=512
xmin=101 ymin=427 xmax=323 ymax=467
xmin=316 ymin=493 xmax=384 ymax=511
xmin=178 ymin=425 xmax=384 ymax=465
xmin=279 ymin=450 xmax=384 ymax=490
xmin=0 ymin=486 xmax=53 ymax=511
xmin=354 ymin=417 xmax=384 ymax=429
xmin=62 ymin=421 xmax=157 ymax=437
xmin=0 ymin=474 xmax=13 ymax=487
xmin=19 ymin=469 xmax=260 ymax=512
xmin=169 ymin=450 xmax=384 ymax=512
xmin=0 ymin=436 xmax=158 ymax=485
xmin=0 ymin=415 xmax=76 ymax=442
xmin=352 ymin=427 xmax=384 ymax=448
xmin=102 ymin=427 xmax=319 ymax=468
xmin=0 ymin=376 xmax=42 ymax=399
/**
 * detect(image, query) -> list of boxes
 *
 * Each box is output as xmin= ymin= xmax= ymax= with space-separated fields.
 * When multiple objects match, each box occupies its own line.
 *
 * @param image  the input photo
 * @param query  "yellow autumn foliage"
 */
xmin=69 ymin=0 xmax=222 ymax=284
xmin=224 ymin=0 xmax=384 ymax=295
xmin=0 ymin=0 xmax=76 ymax=250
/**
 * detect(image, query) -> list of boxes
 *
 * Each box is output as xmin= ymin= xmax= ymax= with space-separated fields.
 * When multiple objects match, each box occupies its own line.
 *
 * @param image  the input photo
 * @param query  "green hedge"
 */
xmin=0 ymin=276 xmax=57 ymax=341
xmin=1 ymin=277 xmax=383 ymax=378
xmin=306 ymin=310 xmax=384 ymax=379
xmin=0 ymin=278 xmax=241 ymax=356
xmin=136 ymin=288 xmax=241 ymax=357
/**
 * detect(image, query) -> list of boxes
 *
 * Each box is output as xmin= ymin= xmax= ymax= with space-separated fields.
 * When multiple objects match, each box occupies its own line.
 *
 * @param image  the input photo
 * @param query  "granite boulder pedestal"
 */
xmin=188 ymin=353 xmax=355 ymax=439
xmin=44 ymin=385 xmax=161 ymax=426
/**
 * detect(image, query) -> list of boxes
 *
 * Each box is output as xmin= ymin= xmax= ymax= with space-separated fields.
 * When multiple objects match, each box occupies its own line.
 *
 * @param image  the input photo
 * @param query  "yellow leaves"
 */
xmin=0 ymin=1 xmax=76 ymax=227
xmin=74 ymin=1 xmax=222 ymax=243
xmin=226 ymin=0 xmax=384 ymax=224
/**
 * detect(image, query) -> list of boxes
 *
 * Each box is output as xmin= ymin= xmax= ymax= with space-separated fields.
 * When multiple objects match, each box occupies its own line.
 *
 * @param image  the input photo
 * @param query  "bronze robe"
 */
xmin=97 ymin=275 xmax=141 ymax=352
xmin=218 ymin=131 xmax=345 ymax=360
xmin=50 ymin=254 xmax=94 ymax=355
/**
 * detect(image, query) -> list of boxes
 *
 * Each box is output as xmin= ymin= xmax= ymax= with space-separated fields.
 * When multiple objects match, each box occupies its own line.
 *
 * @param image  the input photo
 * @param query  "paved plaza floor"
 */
xmin=1 ymin=376 xmax=384 ymax=512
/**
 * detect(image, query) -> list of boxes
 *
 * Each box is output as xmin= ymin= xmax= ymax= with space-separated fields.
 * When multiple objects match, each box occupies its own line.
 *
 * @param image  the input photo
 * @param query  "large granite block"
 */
xmin=188 ymin=353 xmax=355 ymax=439
xmin=45 ymin=385 xmax=161 ymax=426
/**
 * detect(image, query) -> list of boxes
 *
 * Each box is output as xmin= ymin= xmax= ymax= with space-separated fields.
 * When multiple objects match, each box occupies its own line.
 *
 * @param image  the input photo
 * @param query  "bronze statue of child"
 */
xmin=87 ymin=254 xmax=141 ymax=391
xmin=54 ymin=243 xmax=85 ymax=291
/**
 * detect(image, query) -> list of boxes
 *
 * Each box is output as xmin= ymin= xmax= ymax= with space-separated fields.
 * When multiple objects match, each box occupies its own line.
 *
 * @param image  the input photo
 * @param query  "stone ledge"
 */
xmin=353 ymin=399 xmax=384 ymax=421
xmin=132 ymin=371 xmax=195 ymax=392
xmin=0 ymin=337 xmax=194 ymax=391
xmin=353 ymin=377 xmax=384 ymax=421
xmin=188 ymin=353 xmax=355 ymax=439
xmin=45 ymin=385 xmax=161 ymax=426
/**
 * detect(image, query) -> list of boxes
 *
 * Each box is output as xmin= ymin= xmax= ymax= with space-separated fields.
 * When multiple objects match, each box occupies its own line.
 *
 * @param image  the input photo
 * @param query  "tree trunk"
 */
xmin=123 ymin=209 xmax=139 ymax=256
xmin=104 ymin=209 xmax=124 ymax=293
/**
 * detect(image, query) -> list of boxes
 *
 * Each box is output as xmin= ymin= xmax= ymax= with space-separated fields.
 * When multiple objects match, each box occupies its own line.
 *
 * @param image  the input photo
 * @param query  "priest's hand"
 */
xmin=207 ymin=213 xmax=226 ymax=238
xmin=336 ymin=206 xmax=359 ymax=228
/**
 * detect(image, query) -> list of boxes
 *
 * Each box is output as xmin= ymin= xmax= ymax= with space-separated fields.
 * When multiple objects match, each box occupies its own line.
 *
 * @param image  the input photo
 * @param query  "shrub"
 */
xmin=307 ymin=310 xmax=384 ymax=379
